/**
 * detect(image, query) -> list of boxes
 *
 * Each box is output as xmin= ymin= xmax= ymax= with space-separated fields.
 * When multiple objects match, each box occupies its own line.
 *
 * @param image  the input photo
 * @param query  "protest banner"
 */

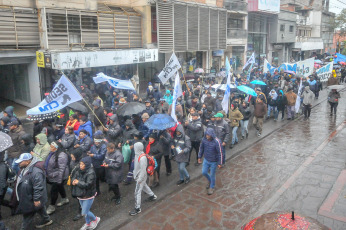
xmin=316 ymin=62 xmax=333 ymax=82
xmin=158 ymin=53 xmax=181 ymax=84
xmin=94 ymin=72 xmax=135 ymax=90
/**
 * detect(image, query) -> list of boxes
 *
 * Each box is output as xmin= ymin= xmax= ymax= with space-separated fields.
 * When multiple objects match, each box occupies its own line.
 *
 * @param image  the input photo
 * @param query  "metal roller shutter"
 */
xmin=174 ymin=4 xmax=187 ymax=52
xmin=187 ymin=5 xmax=198 ymax=51
xmin=129 ymin=16 xmax=142 ymax=48
xmin=199 ymin=7 xmax=209 ymax=51
xmin=98 ymin=13 xmax=114 ymax=48
xmin=157 ymin=1 xmax=174 ymax=53
xmin=210 ymin=9 xmax=219 ymax=50
xmin=218 ymin=10 xmax=227 ymax=50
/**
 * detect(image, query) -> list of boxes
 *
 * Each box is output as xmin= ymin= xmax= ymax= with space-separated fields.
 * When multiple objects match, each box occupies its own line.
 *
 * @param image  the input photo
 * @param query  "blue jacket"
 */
xmin=89 ymin=142 xmax=107 ymax=168
xmin=198 ymin=128 xmax=222 ymax=165
xmin=138 ymin=122 xmax=151 ymax=139
xmin=75 ymin=121 xmax=93 ymax=139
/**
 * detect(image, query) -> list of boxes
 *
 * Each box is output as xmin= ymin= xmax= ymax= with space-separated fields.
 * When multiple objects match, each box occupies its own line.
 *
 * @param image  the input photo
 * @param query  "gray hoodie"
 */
xmin=133 ymin=142 xmax=147 ymax=183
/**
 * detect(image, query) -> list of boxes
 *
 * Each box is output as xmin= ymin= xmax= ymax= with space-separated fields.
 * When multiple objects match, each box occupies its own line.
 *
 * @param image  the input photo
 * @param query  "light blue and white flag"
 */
xmin=295 ymin=79 xmax=303 ymax=113
xmin=243 ymin=52 xmax=255 ymax=70
xmin=27 ymin=75 xmax=83 ymax=115
xmin=221 ymin=72 xmax=232 ymax=114
xmin=158 ymin=53 xmax=181 ymax=84
xmin=247 ymin=63 xmax=254 ymax=81
xmin=94 ymin=72 xmax=135 ymax=90
xmin=171 ymin=72 xmax=182 ymax=122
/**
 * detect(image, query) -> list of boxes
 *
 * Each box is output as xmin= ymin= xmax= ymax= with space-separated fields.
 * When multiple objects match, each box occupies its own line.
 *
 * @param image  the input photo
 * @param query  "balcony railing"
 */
xmin=227 ymin=28 xmax=247 ymax=39
xmin=224 ymin=1 xmax=248 ymax=12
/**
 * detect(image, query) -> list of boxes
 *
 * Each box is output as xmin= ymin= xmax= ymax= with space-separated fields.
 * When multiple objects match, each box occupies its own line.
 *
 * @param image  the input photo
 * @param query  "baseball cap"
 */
xmin=15 ymin=153 xmax=33 ymax=164
xmin=214 ymin=113 xmax=224 ymax=118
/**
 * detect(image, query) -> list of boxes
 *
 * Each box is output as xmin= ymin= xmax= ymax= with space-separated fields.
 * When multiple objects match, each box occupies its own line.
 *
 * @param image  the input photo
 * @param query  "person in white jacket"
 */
xmin=129 ymin=142 xmax=157 ymax=216
xmin=301 ymin=86 xmax=315 ymax=120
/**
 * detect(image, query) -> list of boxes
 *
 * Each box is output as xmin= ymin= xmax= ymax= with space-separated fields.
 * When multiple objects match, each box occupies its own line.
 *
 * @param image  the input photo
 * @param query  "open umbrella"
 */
xmin=144 ymin=114 xmax=176 ymax=130
xmin=250 ymin=80 xmax=266 ymax=86
xmin=237 ymin=85 xmax=257 ymax=97
xmin=243 ymin=211 xmax=329 ymax=230
xmin=67 ymin=101 xmax=88 ymax=113
xmin=194 ymin=68 xmax=204 ymax=74
xmin=328 ymin=85 xmax=344 ymax=90
xmin=0 ymin=132 xmax=13 ymax=152
xmin=116 ymin=102 xmax=146 ymax=116
xmin=314 ymin=59 xmax=323 ymax=64
xmin=284 ymin=70 xmax=296 ymax=75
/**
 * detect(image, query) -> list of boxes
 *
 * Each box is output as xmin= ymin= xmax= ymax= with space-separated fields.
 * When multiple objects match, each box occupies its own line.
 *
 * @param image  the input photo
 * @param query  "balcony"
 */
xmin=296 ymin=15 xmax=312 ymax=26
xmin=293 ymin=36 xmax=324 ymax=51
xmin=224 ymin=1 xmax=248 ymax=14
xmin=227 ymin=28 xmax=247 ymax=45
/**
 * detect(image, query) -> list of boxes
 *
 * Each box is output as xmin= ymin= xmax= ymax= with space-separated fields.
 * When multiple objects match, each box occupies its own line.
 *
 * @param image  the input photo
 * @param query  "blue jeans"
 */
xmin=231 ymin=127 xmax=238 ymax=144
xmin=240 ymin=120 xmax=249 ymax=137
xmin=267 ymin=105 xmax=277 ymax=118
xmin=79 ymin=198 xmax=96 ymax=225
xmin=177 ymin=162 xmax=189 ymax=180
xmin=202 ymin=159 xmax=218 ymax=189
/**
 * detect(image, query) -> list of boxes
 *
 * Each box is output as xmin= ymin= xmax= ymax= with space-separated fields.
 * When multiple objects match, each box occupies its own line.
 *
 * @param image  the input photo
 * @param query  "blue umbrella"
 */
xmin=250 ymin=80 xmax=266 ymax=85
xmin=237 ymin=85 xmax=257 ymax=97
xmin=144 ymin=114 xmax=177 ymax=130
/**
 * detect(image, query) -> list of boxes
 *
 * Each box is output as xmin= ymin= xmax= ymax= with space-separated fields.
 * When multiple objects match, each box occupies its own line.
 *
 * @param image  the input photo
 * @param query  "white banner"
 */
xmin=221 ymin=72 xmax=232 ymax=113
xmin=93 ymin=73 xmax=135 ymax=90
xmin=243 ymin=52 xmax=255 ymax=70
xmin=158 ymin=53 xmax=181 ymax=84
xmin=27 ymin=75 xmax=83 ymax=115
xmin=295 ymin=79 xmax=303 ymax=113
xmin=51 ymin=49 xmax=159 ymax=70
xmin=316 ymin=62 xmax=333 ymax=82
xmin=296 ymin=57 xmax=315 ymax=77
xmin=258 ymin=0 xmax=280 ymax=13
xmin=171 ymin=73 xmax=182 ymax=122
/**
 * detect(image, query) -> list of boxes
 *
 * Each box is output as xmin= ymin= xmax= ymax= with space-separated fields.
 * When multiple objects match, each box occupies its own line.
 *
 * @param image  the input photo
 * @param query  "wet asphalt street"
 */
xmin=3 ymin=86 xmax=346 ymax=230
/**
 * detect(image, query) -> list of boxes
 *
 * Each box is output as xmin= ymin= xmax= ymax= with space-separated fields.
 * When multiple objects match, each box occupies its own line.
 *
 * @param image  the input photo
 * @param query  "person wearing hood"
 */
xmin=75 ymin=116 xmax=93 ymax=139
xmin=172 ymin=124 xmax=191 ymax=185
xmin=185 ymin=113 xmax=204 ymax=166
xmin=276 ymin=90 xmax=287 ymax=120
xmin=103 ymin=142 xmax=124 ymax=205
xmin=146 ymin=82 xmax=155 ymax=99
xmin=71 ymin=156 xmax=100 ymax=230
xmin=93 ymin=100 xmax=106 ymax=132
xmin=41 ymin=126 xmax=55 ymax=144
xmin=153 ymin=86 xmax=162 ymax=102
xmin=198 ymin=128 xmax=222 ymax=195
xmin=88 ymin=135 xmax=107 ymax=195
xmin=59 ymin=126 xmax=76 ymax=155
xmin=7 ymin=120 xmax=25 ymax=174
xmin=146 ymin=133 xmax=162 ymax=188
xmin=122 ymin=120 xmax=138 ymax=146
xmin=66 ymin=114 xmax=80 ymax=131
xmin=16 ymin=153 xmax=53 ymax=229
xmin=44 ymin=142 xmax=70 ymax=215
xmin=328 ymin=89 xmax=341 ymax=115
xmin=229 ymin=104 xmax=244 ymax=149
xmin=3 ymin=106 xmax=20 ymax=124
xmin=301 ymin=86 xmax=314 ymax=120
xmin=74 ymin=129 xmax=93 ymax=153
xmin=0 ymin=116 xmax=10 ymax=134
xmin=21 ymin=133 xmax=35 ymax=153
xmin=31 ymin=133 xmax=51 ymax=161
xmin=163 ymin=90 xmax=173 ymax=105
xmin=130 ymin=142 xmax=157 ymax=216
xmin=267 ymin=89 xmax=278 ymax=121
xmin=212 ymin=113 xmax=230 ymax=165
xmin=104 ymin=114 xmax=122 ymax=143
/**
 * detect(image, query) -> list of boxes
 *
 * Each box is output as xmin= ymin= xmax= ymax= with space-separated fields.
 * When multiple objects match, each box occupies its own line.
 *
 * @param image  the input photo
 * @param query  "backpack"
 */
xmin=138 ymin=153 xmax=157 ymax=176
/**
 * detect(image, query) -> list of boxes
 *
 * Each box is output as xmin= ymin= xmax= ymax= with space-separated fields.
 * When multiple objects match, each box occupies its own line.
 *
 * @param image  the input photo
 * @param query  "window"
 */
xmin=289 ymin=25 xmax=294 ymax=33
xmin=280 ymin=24 xmax=285 ymax=32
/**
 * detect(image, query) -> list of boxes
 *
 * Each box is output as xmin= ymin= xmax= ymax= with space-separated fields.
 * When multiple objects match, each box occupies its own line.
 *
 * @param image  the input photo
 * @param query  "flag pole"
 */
xmin=61 ymin=71 xmax=106 ymax=129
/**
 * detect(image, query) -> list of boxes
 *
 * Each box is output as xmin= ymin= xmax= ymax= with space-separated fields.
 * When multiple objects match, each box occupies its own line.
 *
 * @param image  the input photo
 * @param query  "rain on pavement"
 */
xmin=3 ymin=88 xmax=346 ymax=229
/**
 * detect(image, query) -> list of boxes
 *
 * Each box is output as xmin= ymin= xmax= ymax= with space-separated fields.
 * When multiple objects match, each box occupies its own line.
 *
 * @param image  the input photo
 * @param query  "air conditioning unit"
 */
xmin=281 ymin=34 xmax=285 ymax=38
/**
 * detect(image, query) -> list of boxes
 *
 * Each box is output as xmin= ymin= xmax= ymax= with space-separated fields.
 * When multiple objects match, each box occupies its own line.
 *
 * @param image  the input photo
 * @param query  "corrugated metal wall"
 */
xmin=0 ymin=7 xmax=40 ymax=49
xmin=157 ymin=1 xmax=227 ymax=53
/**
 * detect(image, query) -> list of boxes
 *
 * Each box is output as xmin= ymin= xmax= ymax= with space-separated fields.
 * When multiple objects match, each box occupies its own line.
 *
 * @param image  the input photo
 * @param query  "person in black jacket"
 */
xmin=159 ymin=129 xmax=172 ymax=176
xmin=276 ymin=90 xmax=287 ymax=120
xmin=93 ymin=100 xmax=106 ymax=132
xmin=71 ymin=156 xmax=100 ymax=229
xmin=0 ymin=151 xmax=11 ymax=220
xmin=20 ymin=133 xmax=35 ymax=153
xmin=146 ymin=133 xmax=162 ymax=188
xmin=185 ymin=113 xmax=204 ymax=166
xmin=239 ymin=101 xmax=252 ymax=139
xmin=15 ymin=153 xmax=53 ymax=229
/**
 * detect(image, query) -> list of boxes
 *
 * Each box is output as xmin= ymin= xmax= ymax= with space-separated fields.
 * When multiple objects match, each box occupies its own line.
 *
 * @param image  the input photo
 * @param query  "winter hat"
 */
xmin=92 ymin=100 xmax=100 ymax=107
xmin=80 ymin=156 xmax=92 ymax=170
xmin=214 ymin=113 xmax=224 ymax=118
xmin=94 ymin=135 xmax=104 ymax=143
xmin=149 ymin=133 xmax=157 ymax=140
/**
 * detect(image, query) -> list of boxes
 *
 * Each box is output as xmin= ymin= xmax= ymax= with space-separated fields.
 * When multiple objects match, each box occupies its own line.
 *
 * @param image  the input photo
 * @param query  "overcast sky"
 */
xmin=329 ymin=0 xmax=345 ymax=14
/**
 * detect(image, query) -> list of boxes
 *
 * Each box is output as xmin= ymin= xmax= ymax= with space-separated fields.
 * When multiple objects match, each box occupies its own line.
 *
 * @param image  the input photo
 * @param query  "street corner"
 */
xmin=319 ymin=169 xmax=346 ymax=223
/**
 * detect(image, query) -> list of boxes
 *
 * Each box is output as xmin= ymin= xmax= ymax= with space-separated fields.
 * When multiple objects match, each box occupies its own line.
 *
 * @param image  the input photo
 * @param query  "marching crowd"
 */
xmin=0 ymin=65 xmax=344 ymax=230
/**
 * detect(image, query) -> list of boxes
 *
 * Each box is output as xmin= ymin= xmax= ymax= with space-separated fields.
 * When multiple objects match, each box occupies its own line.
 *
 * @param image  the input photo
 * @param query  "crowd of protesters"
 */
xmin=0 ymin=63 xmax=344 ymax=229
